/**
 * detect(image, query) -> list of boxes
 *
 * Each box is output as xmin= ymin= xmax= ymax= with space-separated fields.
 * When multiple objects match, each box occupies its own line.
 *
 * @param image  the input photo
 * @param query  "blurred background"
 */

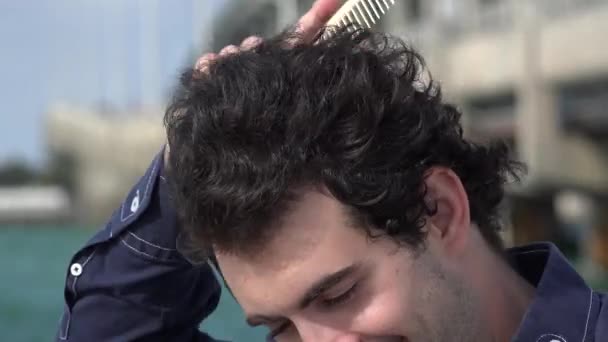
xmin=1 ymin=0 xmax=607 ymax=341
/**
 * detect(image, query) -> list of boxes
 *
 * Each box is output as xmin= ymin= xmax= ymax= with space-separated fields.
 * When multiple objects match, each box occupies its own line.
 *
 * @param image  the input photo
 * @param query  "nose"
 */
xmin=300 ymin=331 xmax=360 ymax=342
xmin=333 ymin=334 xmax=361 ymax=342
xmin=301 ymin=331 xmax=400 ymax=342
xmin=297 ymin=321 xmax=361 ymax=342
xmin=295 ymin=320 xmax=404 ymax=342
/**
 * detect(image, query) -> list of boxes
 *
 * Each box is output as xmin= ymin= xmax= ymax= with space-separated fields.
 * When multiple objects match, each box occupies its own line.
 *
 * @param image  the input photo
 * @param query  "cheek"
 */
xmin=349 ymin=265 xmax=416 ymax=335
xmin=357 ymin=291 xmax=412 ymax=334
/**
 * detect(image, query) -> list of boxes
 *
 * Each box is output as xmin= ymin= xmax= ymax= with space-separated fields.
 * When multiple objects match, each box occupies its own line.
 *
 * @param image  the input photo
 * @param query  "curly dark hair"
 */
xmin=164 ymin=28 xmax=522 ymax=257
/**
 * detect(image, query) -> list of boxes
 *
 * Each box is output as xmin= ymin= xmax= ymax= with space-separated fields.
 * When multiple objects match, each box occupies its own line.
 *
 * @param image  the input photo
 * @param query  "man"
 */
xmin=57 ymin=0 xmax=607 ymax=341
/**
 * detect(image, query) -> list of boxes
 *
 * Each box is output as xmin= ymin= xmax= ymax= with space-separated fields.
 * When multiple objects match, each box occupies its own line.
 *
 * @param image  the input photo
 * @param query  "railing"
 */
xmin=385 ymin=0 xmax=607 ymax=42
xmin=475 ymin=1 xmax=514 ymax=32
xmin=537 ymin=0 xmax=608 ymax=20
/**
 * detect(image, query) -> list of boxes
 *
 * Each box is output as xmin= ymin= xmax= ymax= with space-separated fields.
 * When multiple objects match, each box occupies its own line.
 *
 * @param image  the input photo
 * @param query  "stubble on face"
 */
xmin=406 ymin=249 xmax=487 ymax=342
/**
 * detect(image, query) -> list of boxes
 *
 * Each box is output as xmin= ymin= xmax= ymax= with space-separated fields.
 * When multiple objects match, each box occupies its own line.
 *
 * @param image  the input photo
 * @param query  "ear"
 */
xmin=423 ymin=167 xmax=471 ymax=255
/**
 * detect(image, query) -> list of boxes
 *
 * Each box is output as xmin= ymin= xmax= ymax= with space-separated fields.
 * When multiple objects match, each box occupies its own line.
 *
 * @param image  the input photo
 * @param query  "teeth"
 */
xmin=360 ymin=0 xmax=378 ymax=23
xmin=346 ymin=11 xmax=357 ymax=30
xmin=366 ymin=0 xmax=380 ymax=19
xmin=351 ymin=7 xmax=367 ymax=28
xmin=344 ymin=11 xmax=353 ymax=23
xmin=321 ymin=0 xmax=397 ymax=40
xmin=348 ymin=10 xmax=360 ymax=26
xmin=374 ymin=0 xmax=386 ymax=14
xmin=340 ymin=17 xmax=349 ymax=28
xmin=355 ymin=3 xmax=373 ymax=27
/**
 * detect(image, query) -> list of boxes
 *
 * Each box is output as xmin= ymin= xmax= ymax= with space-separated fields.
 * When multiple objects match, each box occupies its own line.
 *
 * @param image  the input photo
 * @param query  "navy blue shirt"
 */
xmin=509 ymin=243 xmax=607 ymax=342
xmin=56 ymin=151 xmax=221 ymax=341
xmin=56 ymin=151 xmax=607 ymax=341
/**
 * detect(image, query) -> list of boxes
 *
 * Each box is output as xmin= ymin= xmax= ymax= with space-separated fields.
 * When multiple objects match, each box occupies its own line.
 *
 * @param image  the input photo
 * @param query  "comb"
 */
xmin=321 ymin=0 xmax=396 ymax=39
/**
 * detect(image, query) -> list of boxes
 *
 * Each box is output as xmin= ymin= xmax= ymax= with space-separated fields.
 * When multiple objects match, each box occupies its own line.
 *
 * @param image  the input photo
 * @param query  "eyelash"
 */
xmin=268 ymin=283 xmax=360 ymax=339
xmin=320 ymin=282 xmax=358 ymax=308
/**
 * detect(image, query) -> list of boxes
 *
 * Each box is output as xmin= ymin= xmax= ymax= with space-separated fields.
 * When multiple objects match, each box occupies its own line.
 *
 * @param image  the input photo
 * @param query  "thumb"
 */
xmin=295 ymin=0 xmax=342 ymax=42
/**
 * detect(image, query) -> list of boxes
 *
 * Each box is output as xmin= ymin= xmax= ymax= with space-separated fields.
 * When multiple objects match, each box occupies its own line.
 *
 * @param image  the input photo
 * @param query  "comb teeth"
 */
xmin=321 ymin=0 xmax=396 ymax=39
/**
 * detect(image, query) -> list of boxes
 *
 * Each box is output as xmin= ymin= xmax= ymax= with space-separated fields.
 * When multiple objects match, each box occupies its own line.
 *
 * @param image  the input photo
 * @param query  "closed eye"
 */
xmin=319 ymin=282 xmax=358 ymax=308
xmin=267 ymin=282 xmax=361 ymax=341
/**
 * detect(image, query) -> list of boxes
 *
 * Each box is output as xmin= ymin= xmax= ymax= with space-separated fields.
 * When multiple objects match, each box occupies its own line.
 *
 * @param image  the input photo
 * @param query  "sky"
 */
xmin=0 ymin=0 xmax=225 ymax=165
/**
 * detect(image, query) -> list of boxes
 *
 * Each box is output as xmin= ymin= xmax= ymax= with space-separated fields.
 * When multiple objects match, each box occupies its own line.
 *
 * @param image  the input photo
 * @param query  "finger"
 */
xmin=295 ymin=0 xmax=341 ymax=43
xmin=195 ymin=52 xmax=218 ymax=72
xmin=240 ymin=36 xmax=263 ymax=50
xmin=219 ymin=44 xmax=239 ymax=56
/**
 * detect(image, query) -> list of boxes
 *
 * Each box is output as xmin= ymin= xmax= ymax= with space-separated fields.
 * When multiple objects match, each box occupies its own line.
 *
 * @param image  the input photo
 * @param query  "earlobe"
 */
xmin=423 ymin=167 xmax=471 ymax=253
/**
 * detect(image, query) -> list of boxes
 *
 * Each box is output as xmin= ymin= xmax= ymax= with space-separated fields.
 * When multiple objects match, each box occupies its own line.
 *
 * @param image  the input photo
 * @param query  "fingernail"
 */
xmin=220 ymin=45 xmax=239 ymax=55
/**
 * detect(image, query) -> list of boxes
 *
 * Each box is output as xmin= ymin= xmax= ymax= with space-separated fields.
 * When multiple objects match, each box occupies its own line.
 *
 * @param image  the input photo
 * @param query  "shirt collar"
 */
xmin=508 ymin=242 xmax=598 ymax=342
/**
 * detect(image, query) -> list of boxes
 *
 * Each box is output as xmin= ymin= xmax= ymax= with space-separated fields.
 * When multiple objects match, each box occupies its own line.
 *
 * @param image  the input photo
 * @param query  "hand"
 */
xmin=165 ymin=0 xmax=341 ymax=164
xmin=194 ymin=0 xmax=341 ymax=72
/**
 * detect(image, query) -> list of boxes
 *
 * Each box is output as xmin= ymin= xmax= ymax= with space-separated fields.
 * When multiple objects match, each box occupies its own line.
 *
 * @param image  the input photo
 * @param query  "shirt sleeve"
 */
xmin=55 ymin=149 xmax=223 ymax=342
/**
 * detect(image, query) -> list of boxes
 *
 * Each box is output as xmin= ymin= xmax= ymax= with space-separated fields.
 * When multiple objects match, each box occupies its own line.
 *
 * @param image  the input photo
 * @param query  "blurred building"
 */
xmin=0 ymin=186 xmax=71 ymax=224
xmin=215 ymin=0 xmax=608 ymax=189
xmin=380 ymin=0 xmax=608 ymax=267
xmin=213 ymin=0 xmax=608 ymax=268
xmin=47 ymin=0 xmax=608 ymax=269
xmin=39 ymin=1 xmax=215 ymax=225
xmin=46 ymin=105 xmax=164 ymax=224
xmin=210 ymin=0 xmax=302 ymax=50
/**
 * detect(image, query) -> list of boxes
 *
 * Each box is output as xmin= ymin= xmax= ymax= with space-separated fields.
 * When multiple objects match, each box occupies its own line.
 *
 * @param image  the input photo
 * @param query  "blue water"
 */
xmin=0 ymin=226 xmax=266 ymax=342
xmin=3 ymin=226 xmax=607 ymax=342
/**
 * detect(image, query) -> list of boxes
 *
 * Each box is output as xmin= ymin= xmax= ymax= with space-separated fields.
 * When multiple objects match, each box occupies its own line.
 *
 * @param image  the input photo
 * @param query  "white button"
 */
xmin=537 ymin=336 xmax=566 ymax=342
xmin=70 ymin=263 xmax=83 ymax=277
xmin=130 ymin=190 xmax=140 ymax=213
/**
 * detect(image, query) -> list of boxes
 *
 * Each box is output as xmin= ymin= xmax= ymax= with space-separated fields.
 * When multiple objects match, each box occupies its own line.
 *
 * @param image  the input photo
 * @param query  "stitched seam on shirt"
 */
xmin=119 ymin=157 xmax=158 ymax=223
xmin=81 ymin=249 xmax=97 ymax=268
xmin=61 ymin=245 xmax=92 ymax=341
xmin=127 ymin=231 xmax=177 ymax=251
xmin=517 ymin=247 xmax=594 ymax=342
xmin=519 ymin=250 xmax=564 ymax=342
xmin=58 ymin=308 xmax=70 ymax=340
xmin=70 ymin=274 xmax=77 ymax=297
xmin=581 ymin=289 xmax=593 ymax=342
xmin=71 ymin=250 xmax=97 ymax=298
xmin=513 ymin=249 xmax=546 ymax=255
xmin=536 ymin=333 xmax=566 ymax=342
xmin=121 ymin=238 xmax=162 ymax=261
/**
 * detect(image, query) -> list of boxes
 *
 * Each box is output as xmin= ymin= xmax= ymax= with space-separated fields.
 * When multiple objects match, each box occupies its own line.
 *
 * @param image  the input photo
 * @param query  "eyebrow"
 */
xmin=245 ymin=262 xmax=362 ymax=327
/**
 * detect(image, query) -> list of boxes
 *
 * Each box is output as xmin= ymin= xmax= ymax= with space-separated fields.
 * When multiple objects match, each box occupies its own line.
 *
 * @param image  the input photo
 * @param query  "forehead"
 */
xmin=215 ymin=190 xmax=372 ymax=312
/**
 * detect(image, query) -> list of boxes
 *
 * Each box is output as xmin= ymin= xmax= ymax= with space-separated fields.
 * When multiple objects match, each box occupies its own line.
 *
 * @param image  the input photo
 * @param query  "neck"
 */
xmin=467 ymin=233 xmax=536 ymax=341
